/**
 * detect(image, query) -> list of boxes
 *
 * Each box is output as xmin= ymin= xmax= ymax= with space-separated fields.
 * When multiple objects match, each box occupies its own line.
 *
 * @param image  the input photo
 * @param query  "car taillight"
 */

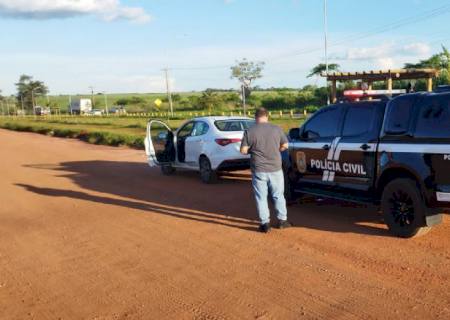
xmin=215 ymin=138 xmax=241 ymax=146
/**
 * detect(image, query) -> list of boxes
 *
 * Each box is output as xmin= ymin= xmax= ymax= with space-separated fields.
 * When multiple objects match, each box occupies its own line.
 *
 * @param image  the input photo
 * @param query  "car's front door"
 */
xmin=291 ymin=106 xmax=344 ymax=188
xmin=176 ymin=121 xmax=195 ymax=163
xmin=145 ymin=120 xmax=175 ymax=167
xmin=333 ymin=102 xmax=385 ymax=192
xmin=185 ymin=121 xmax=210 ymax=164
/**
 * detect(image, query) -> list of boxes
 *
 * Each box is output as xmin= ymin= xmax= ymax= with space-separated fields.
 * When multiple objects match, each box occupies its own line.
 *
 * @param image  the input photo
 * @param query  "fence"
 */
xmin=0 ymin=109 xmax=309 ymax=120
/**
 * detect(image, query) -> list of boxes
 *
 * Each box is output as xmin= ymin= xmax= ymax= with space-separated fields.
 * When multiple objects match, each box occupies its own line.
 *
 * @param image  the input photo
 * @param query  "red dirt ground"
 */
xmin=0 ymin=129 xmax=449 ymax=320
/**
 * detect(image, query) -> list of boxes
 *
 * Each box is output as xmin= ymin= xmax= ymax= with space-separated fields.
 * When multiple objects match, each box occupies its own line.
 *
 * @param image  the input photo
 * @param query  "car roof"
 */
xmin=193 ymin=116 xmax=254 ymax=122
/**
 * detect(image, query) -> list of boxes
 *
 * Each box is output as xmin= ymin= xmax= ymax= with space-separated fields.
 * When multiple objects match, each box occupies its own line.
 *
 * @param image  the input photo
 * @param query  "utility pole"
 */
xmin=163 ymin=68 xmax=174 ymax=116
xmin=241 ymin=85 xmax=247 ymax=115
xmin=324 ymin=0 xmax=330 ymax=105
xmin=103 ymin=91 xmax=109 ymax=116
xmin=89 ymin=86 xmax=95 ymax=108
xmin=31 ymin=88 xmax=36 ymax=116
xmin=21 ymin=94 xmax=25 ymax=116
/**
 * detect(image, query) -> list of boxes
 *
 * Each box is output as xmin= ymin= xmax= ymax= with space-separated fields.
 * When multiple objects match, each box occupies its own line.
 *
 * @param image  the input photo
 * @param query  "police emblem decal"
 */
xmin=296 ymin=151 xmax=307 ymax=174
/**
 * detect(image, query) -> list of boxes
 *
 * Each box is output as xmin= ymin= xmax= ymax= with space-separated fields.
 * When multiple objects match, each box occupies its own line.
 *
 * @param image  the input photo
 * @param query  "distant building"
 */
xmin=70 ymin=98 xmax=92 ymax=114
xmin=35 ymin=106 xmax=51 ymax=116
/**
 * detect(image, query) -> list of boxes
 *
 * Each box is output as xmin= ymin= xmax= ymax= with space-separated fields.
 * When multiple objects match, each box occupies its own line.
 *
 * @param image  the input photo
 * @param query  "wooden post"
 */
xmin=331 ymin=80 xmax=337 ymax=103
xmin=387 ymin=77 xmax=393 ymax=92
xmin=427 ymin=77 xmax=433 ymax=92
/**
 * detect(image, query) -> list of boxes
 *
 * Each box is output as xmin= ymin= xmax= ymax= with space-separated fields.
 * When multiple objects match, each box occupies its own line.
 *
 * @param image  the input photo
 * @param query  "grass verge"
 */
xmin=0 ymin=116 xmax=304 ymax=150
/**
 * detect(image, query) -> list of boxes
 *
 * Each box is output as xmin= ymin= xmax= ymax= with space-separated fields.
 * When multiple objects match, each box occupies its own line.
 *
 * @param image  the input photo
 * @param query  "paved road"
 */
xmin=0 ymin=129 xmax=449 ymax=320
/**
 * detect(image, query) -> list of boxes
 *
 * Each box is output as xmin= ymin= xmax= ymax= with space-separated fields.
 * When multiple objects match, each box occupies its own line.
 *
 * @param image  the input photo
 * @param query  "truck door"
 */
xmin=333 ymin=102 xmax=385 ymax=191
xmin=145 ymin=120 xmax=175 ymax=167
xmin=412 ymin=94 xmax=450 ymax=207
xmin=291 ymin=106 xmax=344 ymax=188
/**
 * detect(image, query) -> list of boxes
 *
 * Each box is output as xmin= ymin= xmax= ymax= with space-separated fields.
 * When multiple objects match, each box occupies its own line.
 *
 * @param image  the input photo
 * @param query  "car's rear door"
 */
xmin=145 ymin=120 xmax=174 ymax=167
xmin=291 ymin=106 xmax=344 ymax=188
xmin=333 ymin=102 xmax=385 ymax=192
xmin=185 ymin=121 xmax=210 ymax=164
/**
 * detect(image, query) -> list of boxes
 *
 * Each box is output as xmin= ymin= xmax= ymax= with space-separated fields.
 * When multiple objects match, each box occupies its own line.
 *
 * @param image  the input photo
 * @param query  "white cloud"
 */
xmin=330 ymin=41 xmax=431 ymax=70
xmin=0 ymin=0 xmax=151 ymax=23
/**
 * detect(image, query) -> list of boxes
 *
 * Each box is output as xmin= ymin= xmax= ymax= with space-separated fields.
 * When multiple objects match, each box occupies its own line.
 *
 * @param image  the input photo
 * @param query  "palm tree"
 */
xmin=405 ymin=46 xmax=450 ymax=84
xmin=307 ymin=63 xmax=340 ymax=78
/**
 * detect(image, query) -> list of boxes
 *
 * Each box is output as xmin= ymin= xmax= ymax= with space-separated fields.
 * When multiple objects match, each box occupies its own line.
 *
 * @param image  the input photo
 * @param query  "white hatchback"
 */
xmin=145 ymin=116 xmax=255 ymax=183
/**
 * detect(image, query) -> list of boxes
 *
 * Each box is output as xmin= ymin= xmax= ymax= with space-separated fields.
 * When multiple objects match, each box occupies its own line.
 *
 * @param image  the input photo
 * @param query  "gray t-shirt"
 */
xmin=241 ymin=123 xmax=288 ymax=173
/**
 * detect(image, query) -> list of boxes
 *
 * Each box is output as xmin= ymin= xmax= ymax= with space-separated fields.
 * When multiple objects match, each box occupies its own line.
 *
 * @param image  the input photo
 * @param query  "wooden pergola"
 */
xmin=322 ymin=68 xmax=439 ymax=103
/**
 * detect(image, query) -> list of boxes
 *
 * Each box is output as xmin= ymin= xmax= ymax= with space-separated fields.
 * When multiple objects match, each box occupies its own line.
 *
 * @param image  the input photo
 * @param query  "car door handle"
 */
xmin=322 ymin=144 xmax=330 ymax=150
xmin=360 ymin=144 xmax=371 ymax=151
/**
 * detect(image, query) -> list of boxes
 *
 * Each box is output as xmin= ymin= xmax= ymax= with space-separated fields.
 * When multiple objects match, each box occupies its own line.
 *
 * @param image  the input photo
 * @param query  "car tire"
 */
xmin=381 ymin=178 xmax=431 ymax=238
xmin=199 ymin=156 xmax=217 ymax=184
xmin=161 ymin=165 xmax=175 ymax=176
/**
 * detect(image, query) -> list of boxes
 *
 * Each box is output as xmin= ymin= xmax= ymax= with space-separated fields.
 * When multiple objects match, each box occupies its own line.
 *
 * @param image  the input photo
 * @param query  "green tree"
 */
xmin=230 ymin=58 xmax=265 ymax=98
xmin=15 ymin=75 xmax=49 ymax=110
xmin=199 ymin=90 xmax=223 ymax=113
xmin=405 ymin=45 xmax=450 ymax=85
xmin=307 ymin=63 xmax=340 ymax=78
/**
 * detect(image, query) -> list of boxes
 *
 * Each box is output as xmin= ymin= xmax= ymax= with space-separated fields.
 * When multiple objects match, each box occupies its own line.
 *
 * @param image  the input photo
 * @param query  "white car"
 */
xmin=145 ymin=116 xmax=255 ymax=183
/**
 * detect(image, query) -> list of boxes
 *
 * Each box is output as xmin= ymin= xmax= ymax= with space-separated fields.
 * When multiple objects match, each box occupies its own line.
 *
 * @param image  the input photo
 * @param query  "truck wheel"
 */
xmin=381 ymin=178 xmax=430 ymax=238
xmin=161 ymin=165 xmax=175 ymax=176
xmin=199 ymin=156 xmax=217 ymax=184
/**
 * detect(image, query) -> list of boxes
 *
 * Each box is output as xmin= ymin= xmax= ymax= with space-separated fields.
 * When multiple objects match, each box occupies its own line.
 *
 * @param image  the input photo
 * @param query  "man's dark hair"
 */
xmin=255 ymin=107 xmax=269 ymax=119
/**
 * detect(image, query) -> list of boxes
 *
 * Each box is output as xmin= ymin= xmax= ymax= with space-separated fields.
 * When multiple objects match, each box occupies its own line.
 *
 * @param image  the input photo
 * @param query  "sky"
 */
xmin=1 ymin=0 xmax=450 ymax=95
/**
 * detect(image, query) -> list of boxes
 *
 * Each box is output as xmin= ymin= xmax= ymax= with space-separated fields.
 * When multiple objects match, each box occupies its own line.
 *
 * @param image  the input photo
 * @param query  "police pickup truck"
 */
xmin=284 ymin=89 xmax=450 ymax=238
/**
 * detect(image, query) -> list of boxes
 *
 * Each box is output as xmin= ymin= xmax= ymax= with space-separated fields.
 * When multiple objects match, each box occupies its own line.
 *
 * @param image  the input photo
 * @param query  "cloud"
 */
xmin=329 ymin=41 xmax=431 ymax=70
xmin=0 ymin=0 xmax=151 ymax=23
xmin=333 ymin=42 xmax=431 ymax=61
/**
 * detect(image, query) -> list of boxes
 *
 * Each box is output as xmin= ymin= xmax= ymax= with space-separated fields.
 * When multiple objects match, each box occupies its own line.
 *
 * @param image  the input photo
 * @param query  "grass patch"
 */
xmin=0 ymin=116 xmax=304 ymax=150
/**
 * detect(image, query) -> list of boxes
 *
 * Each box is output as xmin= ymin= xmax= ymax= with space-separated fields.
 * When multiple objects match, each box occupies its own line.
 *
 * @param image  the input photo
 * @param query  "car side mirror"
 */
xmin=288 ymin=128 xmax=301 ymax=141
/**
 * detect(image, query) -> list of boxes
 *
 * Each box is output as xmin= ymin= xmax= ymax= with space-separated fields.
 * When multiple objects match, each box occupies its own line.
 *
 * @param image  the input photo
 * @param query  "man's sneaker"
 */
xmin=277 ymin=220 xmax=293 ymax=229
xmin=258 ymin=223 xmax=271 ymax=233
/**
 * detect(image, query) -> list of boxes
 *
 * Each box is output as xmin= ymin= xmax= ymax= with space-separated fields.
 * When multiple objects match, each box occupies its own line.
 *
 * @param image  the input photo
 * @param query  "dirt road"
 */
xmin=0 ymin=129 xmax=449 ymax=320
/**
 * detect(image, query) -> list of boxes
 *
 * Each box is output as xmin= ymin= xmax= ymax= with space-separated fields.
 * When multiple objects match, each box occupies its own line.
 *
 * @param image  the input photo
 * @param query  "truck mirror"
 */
xmin=303 ymin=130 xmax=320 ymax=140
xmin=288 ymin=128 xmax=301 ymax=141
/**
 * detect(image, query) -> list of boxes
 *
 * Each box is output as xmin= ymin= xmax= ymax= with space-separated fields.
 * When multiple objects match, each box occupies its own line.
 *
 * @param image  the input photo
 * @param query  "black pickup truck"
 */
xmin=284 ymin=90 xmax=450 ymax=238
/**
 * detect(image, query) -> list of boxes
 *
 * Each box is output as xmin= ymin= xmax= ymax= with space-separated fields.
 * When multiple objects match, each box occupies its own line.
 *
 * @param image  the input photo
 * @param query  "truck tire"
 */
xmin=161 ymin=165 xmax=175 ymax=176
xmin=381 ymin=178 xmax=430 ymax=238
xmin=199 ymin=156 xmax=217 ymax=184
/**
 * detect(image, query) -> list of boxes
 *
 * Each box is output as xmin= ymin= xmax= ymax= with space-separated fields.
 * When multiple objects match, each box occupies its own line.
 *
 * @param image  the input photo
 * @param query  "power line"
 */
xmin=165 ymin=2 xmax=450 ymax=71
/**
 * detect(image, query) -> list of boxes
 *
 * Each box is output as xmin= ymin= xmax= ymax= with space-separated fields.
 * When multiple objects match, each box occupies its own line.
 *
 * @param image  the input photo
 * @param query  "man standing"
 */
xmin=240 ymin=108 xmax=292 ymax=233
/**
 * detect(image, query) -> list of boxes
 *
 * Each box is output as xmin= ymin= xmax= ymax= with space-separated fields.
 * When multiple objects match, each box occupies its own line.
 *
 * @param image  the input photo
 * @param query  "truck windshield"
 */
xmin=215 ymin=120 xmax=255 ymax=131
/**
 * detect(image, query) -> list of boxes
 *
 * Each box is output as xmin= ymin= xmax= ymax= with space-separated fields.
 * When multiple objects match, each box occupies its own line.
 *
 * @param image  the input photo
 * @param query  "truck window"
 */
xmin=342 ymin=105 xmax=375 ymax=137
xmin=384 ymin=95 xmax=416 ymax=134
xmin=303 ymin=107 xmax=341 ymax=138
xmin=414 ymin=96 xmax=450 ymax=139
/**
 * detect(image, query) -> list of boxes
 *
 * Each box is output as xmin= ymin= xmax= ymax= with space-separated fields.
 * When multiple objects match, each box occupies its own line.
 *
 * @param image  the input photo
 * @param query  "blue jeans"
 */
xmin=251 ymin=170 xmax=288 ymax=225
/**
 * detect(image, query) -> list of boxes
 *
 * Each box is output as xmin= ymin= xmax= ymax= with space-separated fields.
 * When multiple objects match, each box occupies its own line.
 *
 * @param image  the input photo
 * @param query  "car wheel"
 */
xmin=381 ymin=178 xmax=430 ymax=238
xmin=199 ymin=156 xmax=217 ymax=184
xmin=161 ymin=165 xmax=175 ymax=176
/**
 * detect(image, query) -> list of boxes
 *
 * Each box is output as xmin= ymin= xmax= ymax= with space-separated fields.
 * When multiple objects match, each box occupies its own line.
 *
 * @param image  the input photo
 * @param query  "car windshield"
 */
xmin=214 ymin=120 xmax=255 ymax=131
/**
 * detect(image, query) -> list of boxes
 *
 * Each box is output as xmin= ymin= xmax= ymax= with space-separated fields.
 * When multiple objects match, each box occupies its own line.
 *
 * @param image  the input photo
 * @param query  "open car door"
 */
xmin=145 ymin=120 xmax=175 ymax=167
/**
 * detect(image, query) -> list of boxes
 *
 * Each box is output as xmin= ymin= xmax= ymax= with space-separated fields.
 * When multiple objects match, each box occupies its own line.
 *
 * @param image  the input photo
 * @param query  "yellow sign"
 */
xmin=154 ymin=99 xmax=162 ymax=107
